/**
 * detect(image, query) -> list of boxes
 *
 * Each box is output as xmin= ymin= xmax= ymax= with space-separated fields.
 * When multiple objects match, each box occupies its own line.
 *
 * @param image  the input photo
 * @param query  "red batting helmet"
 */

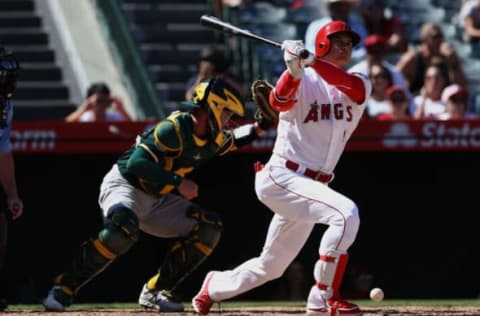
xmin=315 ymin=21 xmax=361 ymax=57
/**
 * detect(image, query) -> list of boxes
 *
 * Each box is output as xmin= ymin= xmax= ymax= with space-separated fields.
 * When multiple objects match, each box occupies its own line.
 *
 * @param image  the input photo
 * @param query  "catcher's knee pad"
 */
xmin=54 ymin=205 xmax=139 ymax=293
xmin=187 ymin=205 xmax=223 ymax=253
xmin=0 ymin=213 xmax=7 ymax=249
xmin=99 ymin=204 xmax=140 ymax=256
xmin=155 ymin=205 xmax=223 ymax=290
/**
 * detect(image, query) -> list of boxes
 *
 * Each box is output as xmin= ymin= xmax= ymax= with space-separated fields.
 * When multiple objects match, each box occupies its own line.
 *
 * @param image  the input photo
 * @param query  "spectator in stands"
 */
xmin=349 ymin=34 xmax=412 ymax=115
xmin=457 ymin=0 xmax=477 ymax=41
xmin=359 ymin=0 xmax=407 ymax=54
xmin=304 ymin=0 xmax=368 ymax=62
xmin=438 ymin=83 xmax=478 ymax=119
xmin=376 ymin=85 xmax=411 ymax=120
xmin=212 ymin=0 xmax=270 ymax=17
xmin=212 ymin=0 xmax=243 ymax=16
xmin=185 ymin=47 xmax=245 ymax=101
xmin=463 ymin=0 xmax=480 ymax=58
xmin=0 ymin=48 xmax=23 ymax=312
xmin=365 ymin=62 xmax=394 ymax=118
xmin=396 ymin=22 xmax=467 ymax=95
xmin=411 ymin=63 xmax=449 ymax=119
xmin=65 ymin=82 xmax=131 ymax=123
xmin=349 ymin=34 xmax=408 ymax=87
xmin=213 ymin=0 xmax=282 ymax=12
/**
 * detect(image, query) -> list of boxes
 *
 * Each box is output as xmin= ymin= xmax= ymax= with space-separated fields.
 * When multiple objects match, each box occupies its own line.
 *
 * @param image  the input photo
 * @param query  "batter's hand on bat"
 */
xmin=177 ymin=178 xmax=199 ymax=200
xmin=8 ymin=196 xmax=24 ymax=220
xmin=282 ymin=40 xmax=315 ymax=79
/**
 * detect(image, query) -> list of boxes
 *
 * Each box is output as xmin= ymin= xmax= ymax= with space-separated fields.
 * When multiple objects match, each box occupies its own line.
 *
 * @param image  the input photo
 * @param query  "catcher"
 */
xmin=43 ymin=77 xmax=277 ymax=312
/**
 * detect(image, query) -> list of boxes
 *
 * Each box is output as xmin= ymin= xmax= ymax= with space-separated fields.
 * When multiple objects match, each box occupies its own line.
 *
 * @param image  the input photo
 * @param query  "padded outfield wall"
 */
xmin=4 ymin=121 xmax=480 ymax=303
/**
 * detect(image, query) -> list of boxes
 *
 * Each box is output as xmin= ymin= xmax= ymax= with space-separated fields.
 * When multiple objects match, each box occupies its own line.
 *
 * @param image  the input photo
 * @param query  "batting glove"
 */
xmin=282 ymin=40 xmax=315 ymax=79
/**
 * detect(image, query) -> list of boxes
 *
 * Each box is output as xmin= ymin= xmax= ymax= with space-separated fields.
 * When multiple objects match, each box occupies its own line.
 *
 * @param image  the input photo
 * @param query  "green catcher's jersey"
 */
xmin=117 ymin=111 xmax=234 ymax=197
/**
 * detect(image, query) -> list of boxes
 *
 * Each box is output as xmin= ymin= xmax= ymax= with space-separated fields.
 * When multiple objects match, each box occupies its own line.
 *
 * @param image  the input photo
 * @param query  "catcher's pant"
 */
xmin=99 ymin=164 xmax=196 ymax=238
xmin=207 ymin=155 xmax=359 ymax=302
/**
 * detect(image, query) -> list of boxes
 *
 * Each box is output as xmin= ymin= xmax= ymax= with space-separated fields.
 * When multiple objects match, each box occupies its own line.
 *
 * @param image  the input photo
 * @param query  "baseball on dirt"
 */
xmin=369 ymin=287 xmax=384 ymax=302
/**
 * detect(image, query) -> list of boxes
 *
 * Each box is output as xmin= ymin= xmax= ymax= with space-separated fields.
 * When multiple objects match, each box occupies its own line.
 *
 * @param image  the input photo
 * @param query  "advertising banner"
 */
xmin=11 ymin=119 xmax=480 ymax=154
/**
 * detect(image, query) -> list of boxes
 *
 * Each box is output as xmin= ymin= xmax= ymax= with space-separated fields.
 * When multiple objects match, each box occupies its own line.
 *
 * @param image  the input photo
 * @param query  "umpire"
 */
xmin=43 ymin=78 xmax=275 ymax=312
xmin=0 ymin=48 xmax=23 ymax=311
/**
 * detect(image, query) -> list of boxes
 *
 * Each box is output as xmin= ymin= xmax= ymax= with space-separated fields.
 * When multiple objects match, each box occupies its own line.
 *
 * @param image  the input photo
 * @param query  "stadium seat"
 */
xmin=237 ymin=2 xmax=287 ymax=24
xmin=120 ymin=0 xmax=226 ymax=108
xmin=0 ymin=0 xmax=75 ymax=119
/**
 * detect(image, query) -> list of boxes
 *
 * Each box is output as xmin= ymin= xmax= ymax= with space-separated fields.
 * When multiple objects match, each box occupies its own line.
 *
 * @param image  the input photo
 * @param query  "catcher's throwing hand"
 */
xmin=282 ymin=40 xmax=315 ymax=79
xmin=177 ymin=178 xmax=198 ymax=200
xmin=7 ymin=195 xmax=23 ymax=220
xmin=251 ymin=80 xmax=278 ymax=130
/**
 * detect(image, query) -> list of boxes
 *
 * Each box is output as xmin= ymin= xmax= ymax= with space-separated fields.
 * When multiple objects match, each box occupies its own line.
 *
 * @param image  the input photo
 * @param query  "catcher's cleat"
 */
xmin=138 ymin=284 xmax=184 ymax=312
xmin=42 ymin=285 xmax=73 ymax=312
xmin=0 ymin=298 xmax=7 ymax=311
xmin=192 ymin=271 xmax=215 ymax=315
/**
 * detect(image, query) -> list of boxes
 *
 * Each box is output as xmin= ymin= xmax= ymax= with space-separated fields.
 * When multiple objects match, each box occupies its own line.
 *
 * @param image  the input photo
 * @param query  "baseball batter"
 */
xmin=193 ymin=21 xmax=371 ymax=316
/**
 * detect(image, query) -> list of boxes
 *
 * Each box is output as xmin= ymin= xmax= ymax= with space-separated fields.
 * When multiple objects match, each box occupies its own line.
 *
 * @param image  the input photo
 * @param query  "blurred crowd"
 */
xmin=217 ymin=0 xmax=480 ymax=121
xmin=353 ymin=0 xmax=478 ymax=120
xmin=59 ymin=0 xmax=480 ymax=123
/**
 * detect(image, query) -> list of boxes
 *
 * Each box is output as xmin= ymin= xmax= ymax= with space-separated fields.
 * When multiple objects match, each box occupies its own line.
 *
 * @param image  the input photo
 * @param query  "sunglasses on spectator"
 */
xmin=370 ymin=73 xmax=388 ymax=79
xmin=366 ymin=46 xmax=384 ymax=54
xmin=96 ymin=97 xmax=111 ymax=105
xmin=450 ymin=96 xmax=467 ymax=103
xmin=331 ymin=2 xmax=350 ymax=8
xmin=425 ymin=74 xmax=443 ymax=80
xmin=430 ymin=33 xmax=443 ymax=40
xmin=390 ymin=95 xmax=406 ymax=103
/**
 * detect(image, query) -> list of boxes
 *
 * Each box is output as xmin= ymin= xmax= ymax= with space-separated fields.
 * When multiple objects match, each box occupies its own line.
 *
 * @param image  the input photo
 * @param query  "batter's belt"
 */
xmin=285 ymin=160 xmax=332 ymax=183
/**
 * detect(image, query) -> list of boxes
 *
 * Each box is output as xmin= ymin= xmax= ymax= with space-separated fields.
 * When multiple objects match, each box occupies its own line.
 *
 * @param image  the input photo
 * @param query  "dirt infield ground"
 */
xmin=4 ymin=305 xmax=480 ymax=316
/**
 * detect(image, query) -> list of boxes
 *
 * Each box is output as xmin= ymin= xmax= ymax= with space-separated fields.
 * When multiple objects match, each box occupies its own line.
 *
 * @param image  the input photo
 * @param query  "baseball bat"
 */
xmin=200 ymin=15 xmax=310 ymax=59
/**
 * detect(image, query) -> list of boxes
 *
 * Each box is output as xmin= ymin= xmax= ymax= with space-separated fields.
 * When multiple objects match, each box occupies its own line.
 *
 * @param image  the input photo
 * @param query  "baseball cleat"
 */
xmin=192 ymin=271 xmax=215 ymax=315
xmin=0 ymin=298 xmax=7 ymax=311
xmin=307 ymin=298 xmax=361 ymax=316
xmin=326 ymin=298 xmax=362 ymax=315
xmin=138 ymin=284 xmax=184 ymax=312
xmin=306 ymin=307 xmax=330 ymax=316
xmin=42 ymin=285 xmax=72 ymax=312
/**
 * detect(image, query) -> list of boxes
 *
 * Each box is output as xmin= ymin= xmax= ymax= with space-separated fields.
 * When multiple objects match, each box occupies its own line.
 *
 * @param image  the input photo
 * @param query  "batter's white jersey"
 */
xmin=196 ymin=66 xmax=373 ymax=309
xmin=273 ymin=68 xmax=372 ymax=175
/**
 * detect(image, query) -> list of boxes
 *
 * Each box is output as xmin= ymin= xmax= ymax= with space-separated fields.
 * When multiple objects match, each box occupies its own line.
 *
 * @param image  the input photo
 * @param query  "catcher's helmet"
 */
xmin=0 ymin=48 xmax=19 ymax=98
xmin=183 ymin=78 xmax=245 ymax=144
xmin=315 ymin=21 xmax=361 ymax=57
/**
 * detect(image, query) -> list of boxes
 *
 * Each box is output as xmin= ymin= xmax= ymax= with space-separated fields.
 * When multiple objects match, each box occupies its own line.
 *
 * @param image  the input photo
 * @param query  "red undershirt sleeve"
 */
xmin=269 ymin=70 xmax=301 ymax=112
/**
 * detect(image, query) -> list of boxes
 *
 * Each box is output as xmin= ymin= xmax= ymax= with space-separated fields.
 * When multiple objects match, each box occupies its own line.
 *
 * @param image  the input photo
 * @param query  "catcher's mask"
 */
xmin=0 ymin=48 xmax=20 ymax=98
xmin=183 ymin=78 xmax=245 ymax=144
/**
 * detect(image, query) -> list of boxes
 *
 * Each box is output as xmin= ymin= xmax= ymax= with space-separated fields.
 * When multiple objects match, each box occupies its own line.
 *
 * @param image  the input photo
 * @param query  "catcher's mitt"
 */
xmin=251 ymin=79 xmax=278 ymax=130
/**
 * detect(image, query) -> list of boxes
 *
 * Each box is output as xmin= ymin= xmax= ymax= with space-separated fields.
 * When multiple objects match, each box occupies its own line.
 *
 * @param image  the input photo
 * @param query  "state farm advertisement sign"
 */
xmin=382 ymin=121 xmax=480 ymax=150
xmin=242 ymin=119 xmax=480 ymax=152
xmin=10 ymin=128 xmax=56 ymax=151
xmin=11 ymin=121 xmax=151 ymax=154
xmin=10 ymin=120 xmax=480 ymax=154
